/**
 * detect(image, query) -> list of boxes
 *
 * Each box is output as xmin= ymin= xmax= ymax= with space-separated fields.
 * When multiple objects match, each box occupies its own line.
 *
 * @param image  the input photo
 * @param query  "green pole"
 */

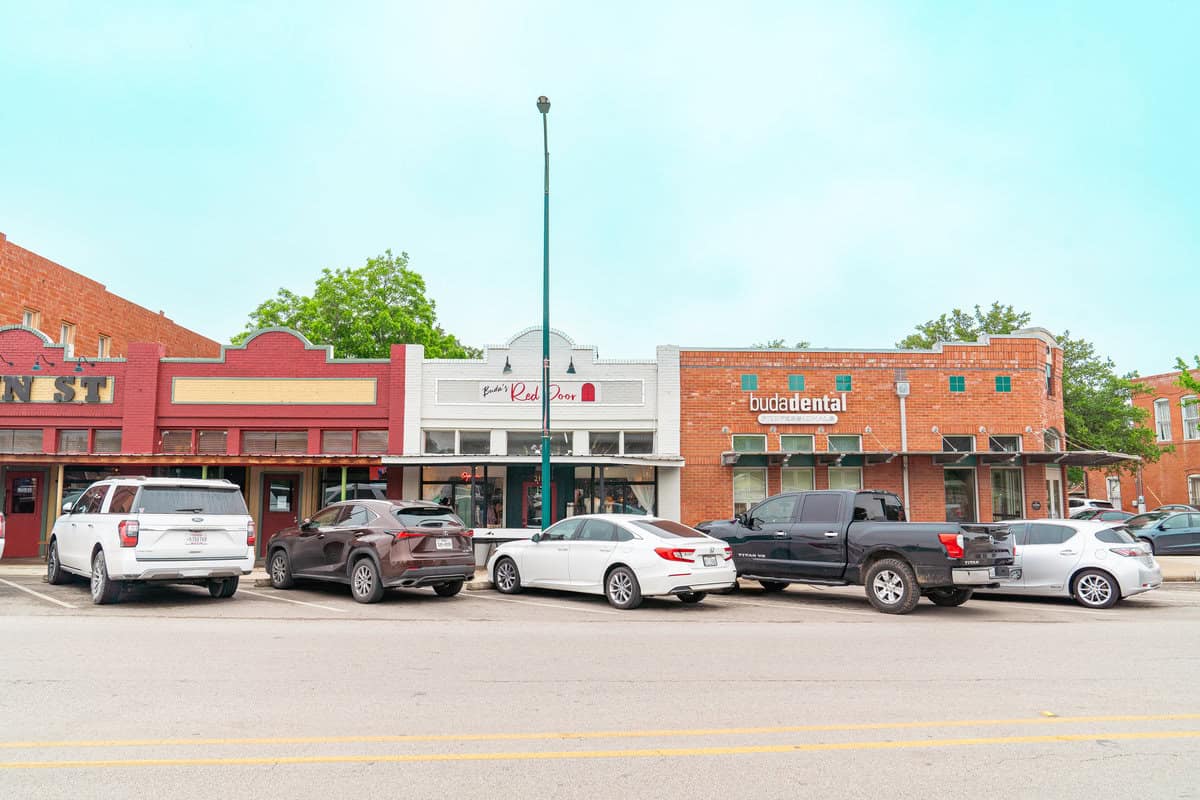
xmin=537 ymin=95 xmax=551 ymax=530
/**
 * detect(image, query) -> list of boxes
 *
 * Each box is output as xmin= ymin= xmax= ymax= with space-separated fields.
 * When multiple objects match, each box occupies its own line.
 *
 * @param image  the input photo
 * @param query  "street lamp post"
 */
xmin=537 ymin=95 xmax=551 ymax=530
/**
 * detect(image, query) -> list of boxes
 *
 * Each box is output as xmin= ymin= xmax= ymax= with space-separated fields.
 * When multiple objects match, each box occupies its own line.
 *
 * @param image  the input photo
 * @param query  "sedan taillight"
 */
xmin=654 ymin=547 xmax=695 ymax=563
xmin=118 ymin=520 xmax=139 ymax=547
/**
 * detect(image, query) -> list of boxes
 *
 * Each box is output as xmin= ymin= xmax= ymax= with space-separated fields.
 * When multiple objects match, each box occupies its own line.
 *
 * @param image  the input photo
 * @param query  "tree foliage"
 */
xmin=1178 ymin=356 xmax=1200 ymax=395
xmin=232 ymin=251 xmax=481 ymax=359
xmin=895 ymin=303 xmax=1031 ymax=349
xmin=896 ymin=303 xmax=1159 ymax=475
xmin=753 ymin=338 xmax=812 ymax=349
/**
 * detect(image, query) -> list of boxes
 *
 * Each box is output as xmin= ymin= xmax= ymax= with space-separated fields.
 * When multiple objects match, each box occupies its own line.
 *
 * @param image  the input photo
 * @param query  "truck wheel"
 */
xmin=864 ymin=558 xmax=920 ymax=614
xmin=926 ymin=587 xmax=973 ymax=607
xmin=758 ymin=580 xmax=788 ymax=593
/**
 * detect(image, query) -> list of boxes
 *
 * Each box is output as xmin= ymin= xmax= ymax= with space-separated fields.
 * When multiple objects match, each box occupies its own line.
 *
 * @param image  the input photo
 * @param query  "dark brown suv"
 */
xmin=266 ymin=500 xmax=475 ymax=603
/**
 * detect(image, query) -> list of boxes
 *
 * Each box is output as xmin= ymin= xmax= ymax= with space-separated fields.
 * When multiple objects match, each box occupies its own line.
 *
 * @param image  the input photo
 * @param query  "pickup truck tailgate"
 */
xmin=960 ymin=524 xmax=1014 ymax=567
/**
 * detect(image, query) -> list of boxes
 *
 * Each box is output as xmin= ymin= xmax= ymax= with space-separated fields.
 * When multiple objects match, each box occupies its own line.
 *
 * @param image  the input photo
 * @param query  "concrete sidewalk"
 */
xmin=3 ymin=558 xmax=1198 ymax=583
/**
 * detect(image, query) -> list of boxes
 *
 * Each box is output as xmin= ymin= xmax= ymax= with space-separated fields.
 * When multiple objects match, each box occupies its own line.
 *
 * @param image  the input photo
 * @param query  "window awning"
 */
xmin=719 ymin=450 xmax=1138 ymax=467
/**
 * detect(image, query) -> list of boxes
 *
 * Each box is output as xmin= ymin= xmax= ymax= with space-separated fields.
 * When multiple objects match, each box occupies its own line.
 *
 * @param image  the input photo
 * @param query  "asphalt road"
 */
xmin=1 ymin=576 xmax=1199 ymax=799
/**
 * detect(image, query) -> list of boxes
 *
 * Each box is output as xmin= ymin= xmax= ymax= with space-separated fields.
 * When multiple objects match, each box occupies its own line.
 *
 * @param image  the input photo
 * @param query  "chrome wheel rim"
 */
xmin=352 ymin=563 xmax=375 ymax=597
xmin=872 ymin=570 xmax=904 ymax=604
xmin=48 ymin=546 xmax=58 ymax=578
xmin=90 ymin=555 xmax=104 ymax=600
xmin=1077 ymin=574 xmax=1112 ymax=606
xmin=608 ymin=571 xmax=633 ymax=605
xmin=496 ymin=561 xmax=516 ymax=591
xmin=271 ymin=554 xmax=287 ymax=584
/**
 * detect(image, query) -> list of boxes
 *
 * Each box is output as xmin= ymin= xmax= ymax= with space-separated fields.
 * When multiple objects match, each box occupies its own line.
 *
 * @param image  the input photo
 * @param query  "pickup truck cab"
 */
xmin=698 ymin=490 xmax=1014 ymax=614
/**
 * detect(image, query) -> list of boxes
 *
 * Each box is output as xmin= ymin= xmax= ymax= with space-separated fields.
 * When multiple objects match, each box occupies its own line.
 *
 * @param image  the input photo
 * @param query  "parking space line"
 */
xmin=238 ymin=589 xmax=347 ymax=613
xmin=457 ymin=591 xmax=621 ymax=616
xmin=712 ymin=596 xmax=876 ymax=617
xmin=0 ymin=578 xmax=77 ymax=609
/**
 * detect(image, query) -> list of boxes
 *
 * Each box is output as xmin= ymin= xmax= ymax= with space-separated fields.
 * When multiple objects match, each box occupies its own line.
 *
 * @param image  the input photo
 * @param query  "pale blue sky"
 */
xmin=2 ymin=2 xmax=1195 ymax=375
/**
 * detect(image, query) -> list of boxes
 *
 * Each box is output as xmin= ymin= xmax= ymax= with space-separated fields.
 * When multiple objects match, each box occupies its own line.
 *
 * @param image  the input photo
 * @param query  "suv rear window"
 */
xmin=392 ymin=505 xmax=465 ymax=529
xmin=1095 ymin=528 xmax=1136 ymax=544
xmin=137 ymin=486 xmax=249 ymax=515
xmin=630 ymin=520 xmax=704 ymax=539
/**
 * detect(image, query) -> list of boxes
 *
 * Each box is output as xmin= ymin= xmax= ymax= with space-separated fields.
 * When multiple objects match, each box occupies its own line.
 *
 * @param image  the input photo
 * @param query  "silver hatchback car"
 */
xmin=975 ymin=519 xmax=1161 ymax=609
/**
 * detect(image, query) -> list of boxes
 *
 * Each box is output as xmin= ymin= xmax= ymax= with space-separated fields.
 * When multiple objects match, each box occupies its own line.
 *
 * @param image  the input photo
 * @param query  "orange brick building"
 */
xmin=678 ymin=328 xmax=1130 ymax=525
xmin=0 ymin=231 xmax=219 ymax=359
xmin=1085 ymin=370 xmax=1200 ymax=511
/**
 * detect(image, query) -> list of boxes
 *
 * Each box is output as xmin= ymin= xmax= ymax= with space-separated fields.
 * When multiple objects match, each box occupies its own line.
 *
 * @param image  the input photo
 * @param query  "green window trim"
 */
xmin=788 ymin=374 xmax=805 ymax=391
xmin=740 ymin=374 xmax=758 ymax=391
xmin=949 ymin=375 xmax=966 ymax=393
xmin=835 ymin=375 xmax=852 ymax=392
xmin=995 ymin=375 xmax=1012 ymax=393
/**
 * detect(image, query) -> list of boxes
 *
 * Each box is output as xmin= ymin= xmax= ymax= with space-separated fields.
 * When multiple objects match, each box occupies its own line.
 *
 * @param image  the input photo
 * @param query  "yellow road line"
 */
xmin=2 ymin=730 xmax=1198 ymax=770
xmin=4 ymin=713 xmax=1199 ymax=751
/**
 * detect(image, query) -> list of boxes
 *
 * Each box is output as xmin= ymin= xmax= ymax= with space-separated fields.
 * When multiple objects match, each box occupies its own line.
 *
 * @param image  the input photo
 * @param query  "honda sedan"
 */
xmin=487 ymin=514 xmax=736 ymax=609
xmin=975 ymin=519 xmax=1161 ymax=608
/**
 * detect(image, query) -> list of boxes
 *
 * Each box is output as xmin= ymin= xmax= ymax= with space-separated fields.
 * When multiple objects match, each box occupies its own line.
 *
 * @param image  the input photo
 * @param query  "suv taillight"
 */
xmin=462 ymin=529 xmax=474 ymax=537
xmin=118 ymin=520 xmax=140 ymax=547
xmin=246 ymin=519 xmax=256 ymax=547
xmin=654 ymin=547 xmax=695 ymax=563
xmin=0 ymin=512 xmax=5 ymax=539
xmin=938 ymin=532 xmax=964 ymax=559
xmin=391 ymin=530 xmax=425 ymax=540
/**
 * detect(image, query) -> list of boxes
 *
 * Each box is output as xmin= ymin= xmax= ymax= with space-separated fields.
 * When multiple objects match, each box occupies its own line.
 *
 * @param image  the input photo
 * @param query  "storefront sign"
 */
xmin=748 ymin=392 xmax=848 ymax=413
xmin=757 ymin=413 xmax=838 ymax=425
xmin=0 ymin=375 xmax=114 ymax=404
xmin=171 ymin=377 xmax=377 ymax=405
xmin=479 ymin=382 xmax=600 ymax=404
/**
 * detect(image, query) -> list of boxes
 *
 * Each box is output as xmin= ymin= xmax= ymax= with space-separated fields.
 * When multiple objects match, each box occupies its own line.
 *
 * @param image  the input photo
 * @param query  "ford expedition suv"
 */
xmin=46 ymin=477 xmax=255 ymax=604
xmin=697 ymin=490 xmax=1014 ymax=614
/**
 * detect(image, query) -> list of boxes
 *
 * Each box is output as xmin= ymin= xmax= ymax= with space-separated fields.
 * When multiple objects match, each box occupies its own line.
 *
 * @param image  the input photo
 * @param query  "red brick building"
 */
xmin=1085 ymin=370 xmax=1200 ymax=511
xmin=0 ymin=231 xmax=219 ymax=359
xmin=678 ymin=329 xmax=1130 ymax=526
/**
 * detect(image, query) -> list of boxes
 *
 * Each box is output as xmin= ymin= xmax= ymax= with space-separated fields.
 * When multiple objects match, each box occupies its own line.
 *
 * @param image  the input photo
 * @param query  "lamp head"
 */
xmin=536 ymin=96 xmax=550 ymax=114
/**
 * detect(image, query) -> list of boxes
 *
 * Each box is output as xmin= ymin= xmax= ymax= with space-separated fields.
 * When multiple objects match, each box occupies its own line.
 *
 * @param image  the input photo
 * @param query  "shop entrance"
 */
xmin=259 ymin=473 xmax=301 ymax=557
xmin=520 ymin=481 xmax=559 ymax=529
xmin=5 ymin=471 xmax=44 ymax=558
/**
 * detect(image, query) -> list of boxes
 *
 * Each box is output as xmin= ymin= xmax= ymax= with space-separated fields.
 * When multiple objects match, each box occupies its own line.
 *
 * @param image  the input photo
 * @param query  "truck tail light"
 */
xmin=938 ymin=532 xmax=964 ymax=559
xmin=655 ymin=547 xmax=696 ymax=563
xmin=118 ymin=520 xmax=140 ymax=547
xmin=723 ymin=546 xmax=733 ymax=561
xmin=246 ymin=519 xmax=256 ymax=547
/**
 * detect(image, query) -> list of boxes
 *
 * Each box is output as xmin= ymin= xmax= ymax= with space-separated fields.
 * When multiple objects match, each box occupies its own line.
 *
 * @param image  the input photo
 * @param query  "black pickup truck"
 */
xmin=696 ymin=490 xmax=1014 ymax=614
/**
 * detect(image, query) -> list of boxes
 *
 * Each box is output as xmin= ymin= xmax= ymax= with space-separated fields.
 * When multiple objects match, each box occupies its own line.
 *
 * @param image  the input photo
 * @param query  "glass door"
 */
xmin=944 ymin=468 xmax=977 ymax=523
xmin=1045 ymin=466 xmax=1064 ymax=518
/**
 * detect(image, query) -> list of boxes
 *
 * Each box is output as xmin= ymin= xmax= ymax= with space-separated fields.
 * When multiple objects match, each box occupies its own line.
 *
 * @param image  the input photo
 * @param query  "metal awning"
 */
xmin=719 ymin=450 xmax=1138 ymax=467
xmin=382 ymin=454 xmax=685 ymax=468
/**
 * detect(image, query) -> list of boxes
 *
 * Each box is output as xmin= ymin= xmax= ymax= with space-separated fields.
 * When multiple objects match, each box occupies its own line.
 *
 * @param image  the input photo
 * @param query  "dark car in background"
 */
xmin=266 ymin=500 xmax=475 ymax=603
xmin=1069 ymin=508 xmax=1135 ymax=522
xmin=1123 ymin=511 xmax=1200 ymax=556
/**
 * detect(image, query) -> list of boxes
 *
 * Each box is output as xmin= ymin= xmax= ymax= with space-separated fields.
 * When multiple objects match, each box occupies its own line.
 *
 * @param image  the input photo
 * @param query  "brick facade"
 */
xmin=1084 ymin=371 xmax=1200 ymax=510
xmin=0 ymin=232 xmax=219 ymax=359
xmin=679 ymin=330 xmax=1068 ymax=525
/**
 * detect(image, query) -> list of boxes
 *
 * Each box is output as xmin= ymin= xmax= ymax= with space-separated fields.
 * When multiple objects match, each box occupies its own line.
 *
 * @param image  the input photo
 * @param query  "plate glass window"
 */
xmin=781 ymin=467 xmax=814 ymax=492
xmin=835 ymin=375 xmax=852 ymax=392
xmin=991 ymin=468 xmax=1024 ymax=521
xmin=944 ymin=468 xmax=977 ymax=523
xmin=1181 ymin=397 xmax=1199 ymax=441
xmin=828 ymin=435 xmax=861 ymax=452
xmin=828 ymin=467 xmax=862 ymax=490
xmin=995 ymin=375 xmax=1012 ymax=393
xmin=733 ymin=468 xmax=767 ymax=515
xmin=949 ymin=375 xmax=966 ymax=393
xmin=740 ymin=374 xmax=758 ymax=391
xmin=1154 ymin=399 xmax=1172 ymax=442
xmin=788 ymin=374 xmax=806 ymax=391
xmin=732 ymin=434 xmax=766 ymax=453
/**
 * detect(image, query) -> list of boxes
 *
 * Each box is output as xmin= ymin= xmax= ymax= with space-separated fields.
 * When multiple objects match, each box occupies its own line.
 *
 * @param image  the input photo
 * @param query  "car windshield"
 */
xmin=1125 ymin=512 xmax=1167 ymax=529
xmin=392 ymin=505 xmax=464 ymax=528
xmin=630 ymin=520 xmax=705 ymax=539
xmin=137 ymin=486 xmax=249 ymax=515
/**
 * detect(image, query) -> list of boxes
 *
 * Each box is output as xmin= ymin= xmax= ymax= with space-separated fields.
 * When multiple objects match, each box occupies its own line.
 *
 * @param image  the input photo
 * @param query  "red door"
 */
xmin=5 ymin=472 xmax=43 ymax=558
xmin=259 ymin=474 xmax=300 ymax=557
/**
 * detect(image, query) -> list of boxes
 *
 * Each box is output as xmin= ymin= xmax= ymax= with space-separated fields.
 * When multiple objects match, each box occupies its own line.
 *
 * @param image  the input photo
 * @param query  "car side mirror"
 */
xmin=300 ymin=518 xmax=315 ymax=531
xmin=735 ymin=512 xmax=749 ymax=527
xmin=531 ymin=533 xmax=541 ymax=543
xmin=62 ymin=502 xmax=74 ymax=513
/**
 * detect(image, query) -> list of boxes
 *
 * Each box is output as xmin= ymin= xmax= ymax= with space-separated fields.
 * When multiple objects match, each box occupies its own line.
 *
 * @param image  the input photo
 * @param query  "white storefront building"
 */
xmin=386 ymin=328 xmax=682 ymax=539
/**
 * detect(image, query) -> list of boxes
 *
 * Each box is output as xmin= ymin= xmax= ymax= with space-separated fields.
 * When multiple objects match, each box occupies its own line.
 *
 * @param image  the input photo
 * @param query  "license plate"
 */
xmin=185 ymin=533 xmax=207 ymax=546
xmin=702 ymin=554 xmax=717 ymax=567
xmin=435 ymin=538 xmax=453 ymax=550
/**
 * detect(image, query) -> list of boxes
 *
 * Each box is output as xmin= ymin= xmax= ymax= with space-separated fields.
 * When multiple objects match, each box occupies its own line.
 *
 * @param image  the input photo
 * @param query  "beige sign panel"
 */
xmin=171 ymin=377 xmax=378 ymax=405
xmin=0 ymin=375 xmax=114 ymax=404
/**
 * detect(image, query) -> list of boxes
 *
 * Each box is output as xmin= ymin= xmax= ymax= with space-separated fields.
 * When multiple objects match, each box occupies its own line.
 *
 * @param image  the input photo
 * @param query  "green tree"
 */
xmin=1178 ymin=356 xmax=1200 ymax=394
xmin=896 ymin=303 xmax=1159 ymax=476
xmin=753 ymin=338 xmax=811 ymax=348
xmin=232 ymin=250 xmax=481 ymax=359
xmin=895 ymin=302 xmax=1031 ymax=349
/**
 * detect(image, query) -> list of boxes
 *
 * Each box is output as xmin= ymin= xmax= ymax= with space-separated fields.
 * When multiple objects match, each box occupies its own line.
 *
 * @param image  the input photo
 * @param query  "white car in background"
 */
xmin=975 ymin=519 xmax=1161 ymax=609
xmin=487 ymin=514 xmax=737 ymax=609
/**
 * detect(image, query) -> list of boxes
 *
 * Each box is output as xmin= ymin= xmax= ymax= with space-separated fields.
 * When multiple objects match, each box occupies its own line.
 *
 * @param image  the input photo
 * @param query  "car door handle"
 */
xmin=824 ymin=531 xmax=839 ymax=538
xmin=1059 ymin=549 xmax=1076 ymax=555
xmin=774 ymin=531 xmax=788 ymax=538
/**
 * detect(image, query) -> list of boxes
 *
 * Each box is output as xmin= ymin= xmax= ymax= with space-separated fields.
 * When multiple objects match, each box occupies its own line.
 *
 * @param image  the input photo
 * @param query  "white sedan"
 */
xmin=975 ymin=519 xmax=1161 ymax=608
xmin=487 ymin=514 xmax=737 ymax=609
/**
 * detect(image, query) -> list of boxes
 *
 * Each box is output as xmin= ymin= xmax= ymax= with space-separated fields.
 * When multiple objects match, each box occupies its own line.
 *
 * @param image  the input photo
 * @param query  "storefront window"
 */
xmin=733 ymin=468 xmax=767 ymax=515
xmin=243 ymin=431 xmax=307 ymax=455
xmin=991 ymin=468 xmax=1023 ymax=521
xmin=507 ymin=431 xmax=572 ymax=456
xmin=93 ymin=430 xmax=122 ymax=454
xmin=624 ymin=432 xmax=653 ymax=454
xmin=828 ymin=435 xmax=861 ymax=452
xmin=780 ymin=435 xmax=814 ymax=452
xmin=319 ymin=467 xmax=386 ymax=506
xmin=781 ymin=468 xmax=814 ymax=492
xmin=590 ymin=432 xmax=619 ymax=455
xmin=322 ymin=430 xmax=354 ymax=454
xmin=198 ymin=430 xmax=228 ymax=455
xmin=460 ymin=431 xmax=491 ymax=455
xmin=420 ymin=465 xmax=504 ymax=528
xmin=424 ymin=431 xmax=455 ymax=454
xmin=160 ymin=430 xmax=193 ymax=454
xmin=58 ymin=430 xmax=88 ymax=454
xmin=944 ymin=468 xmax=977 ymax=523
xmin=571 ymin=466 xmax=655 ymax=516
xmin=357 ymin=431 xmax=388 ymax=454
xmin=828 ymin=467 xmax=862 ymax=490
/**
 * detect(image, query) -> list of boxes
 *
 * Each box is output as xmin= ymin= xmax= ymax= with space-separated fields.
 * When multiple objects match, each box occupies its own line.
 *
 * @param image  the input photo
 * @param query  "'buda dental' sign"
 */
xmin=748 ymin=392 xmax=847 ymax=426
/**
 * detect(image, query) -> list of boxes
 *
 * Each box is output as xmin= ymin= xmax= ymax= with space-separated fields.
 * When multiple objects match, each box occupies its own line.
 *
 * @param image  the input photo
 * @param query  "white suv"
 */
xmin=46 ymin=477 xmax=255 ymax=604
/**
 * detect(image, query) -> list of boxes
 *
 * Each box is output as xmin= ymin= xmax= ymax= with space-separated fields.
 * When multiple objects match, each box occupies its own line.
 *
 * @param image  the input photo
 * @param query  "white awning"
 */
xmin=382 ymin=454 xmax=685 ymax=468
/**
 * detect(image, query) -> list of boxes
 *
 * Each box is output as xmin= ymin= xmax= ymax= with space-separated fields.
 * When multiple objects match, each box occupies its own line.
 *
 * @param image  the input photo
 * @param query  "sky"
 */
xmin=1 ymin=1 xmax=1195 ymax=376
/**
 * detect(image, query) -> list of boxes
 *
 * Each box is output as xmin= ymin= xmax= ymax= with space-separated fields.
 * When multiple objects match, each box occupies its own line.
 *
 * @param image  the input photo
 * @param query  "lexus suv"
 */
xmin=266 ymin=499 xmax=475 ymax=603
xmin=46 ymin=477 xmax=255 ymax=604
